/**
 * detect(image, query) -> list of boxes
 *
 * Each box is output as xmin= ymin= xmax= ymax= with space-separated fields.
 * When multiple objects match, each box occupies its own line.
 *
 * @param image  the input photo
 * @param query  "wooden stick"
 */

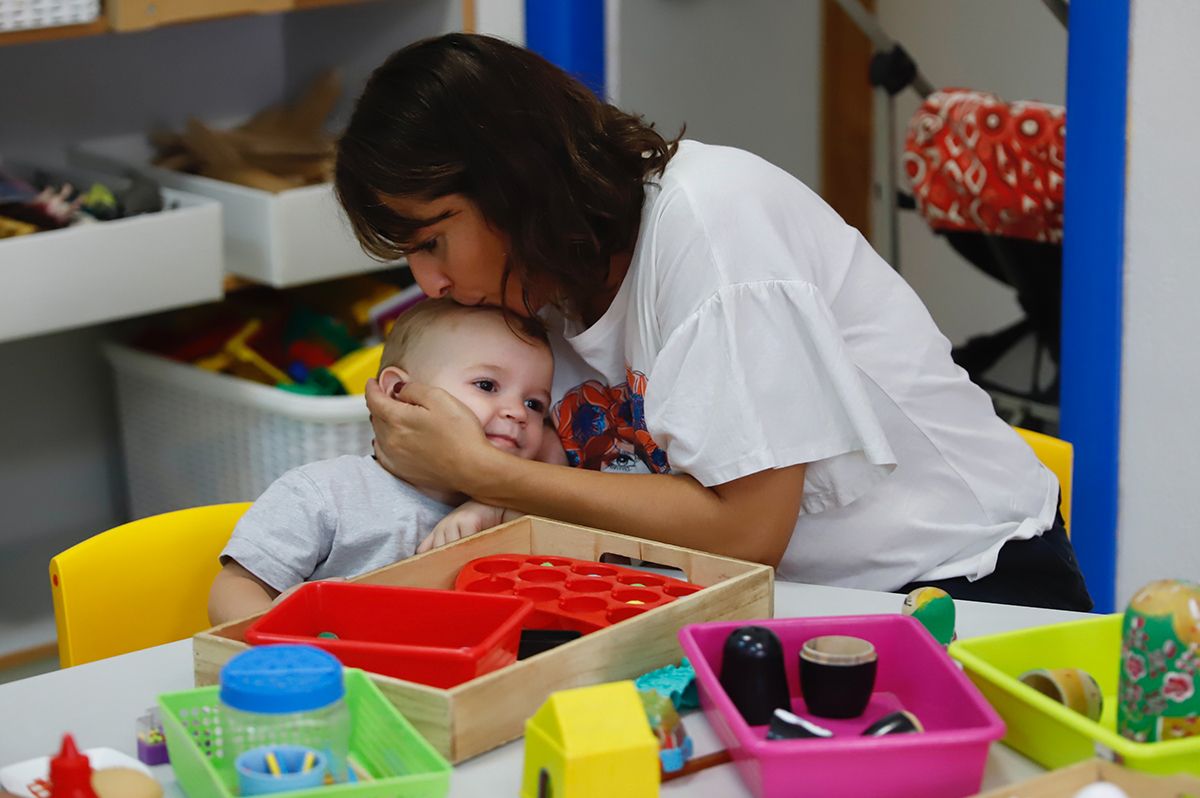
xmin=661 ymin=750 xmax=732 ymax=782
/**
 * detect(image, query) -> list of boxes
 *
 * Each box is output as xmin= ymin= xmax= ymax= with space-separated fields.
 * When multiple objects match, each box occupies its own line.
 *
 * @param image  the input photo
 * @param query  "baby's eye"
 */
xmin=525 ymin=398 xmax=546 ymax=413
xmin=473 ymin=379 xmax=498 ymax=393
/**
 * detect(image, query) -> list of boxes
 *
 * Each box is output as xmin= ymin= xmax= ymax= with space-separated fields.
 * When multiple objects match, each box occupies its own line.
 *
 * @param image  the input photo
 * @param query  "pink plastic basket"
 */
xmin=679 ymin=615 xmax=1005 ymax=798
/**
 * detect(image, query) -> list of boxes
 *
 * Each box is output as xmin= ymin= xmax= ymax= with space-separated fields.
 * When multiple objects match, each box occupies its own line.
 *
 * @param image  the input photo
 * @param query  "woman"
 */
xmin=334 ymin=33 xmax=1091 ymax=610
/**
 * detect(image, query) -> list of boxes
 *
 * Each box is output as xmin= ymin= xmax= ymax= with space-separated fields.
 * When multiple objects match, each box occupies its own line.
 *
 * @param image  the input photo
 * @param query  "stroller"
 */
xmin=834 ymin=0 xmax=1068 ymax=429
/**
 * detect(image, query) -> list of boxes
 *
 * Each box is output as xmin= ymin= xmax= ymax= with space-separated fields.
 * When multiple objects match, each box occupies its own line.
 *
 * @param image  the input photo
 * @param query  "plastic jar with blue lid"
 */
xmin=219 ymin=645 xmax=352 ymax=783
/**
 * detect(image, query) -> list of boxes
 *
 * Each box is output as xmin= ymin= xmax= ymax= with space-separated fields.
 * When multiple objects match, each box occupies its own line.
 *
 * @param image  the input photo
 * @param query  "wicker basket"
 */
xmin=106 ymin=343 xmax=371 ymax=519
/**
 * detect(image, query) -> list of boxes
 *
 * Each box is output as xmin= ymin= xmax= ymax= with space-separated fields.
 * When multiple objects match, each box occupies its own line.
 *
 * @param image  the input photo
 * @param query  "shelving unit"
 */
xmin=0 ymin=0 xmax=381 ymax=45
xmin=0 ymin=0 xmax=475 ymax=661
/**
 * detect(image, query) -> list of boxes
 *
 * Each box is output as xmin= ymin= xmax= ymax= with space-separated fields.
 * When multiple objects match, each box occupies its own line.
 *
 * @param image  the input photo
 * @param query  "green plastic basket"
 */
xmin=158 ymin=668 xmax=451 ymax=797
xmin=950 ymin=613 xmax=1200 ymax=775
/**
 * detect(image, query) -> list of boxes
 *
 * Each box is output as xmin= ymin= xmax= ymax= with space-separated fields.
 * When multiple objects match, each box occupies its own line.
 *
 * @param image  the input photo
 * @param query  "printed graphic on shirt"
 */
xmin=553 ymin=368 xmax=671 ymax=475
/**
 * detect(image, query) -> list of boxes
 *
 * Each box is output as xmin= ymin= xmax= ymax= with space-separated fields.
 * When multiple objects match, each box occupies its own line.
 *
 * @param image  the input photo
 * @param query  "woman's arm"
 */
xmin=367 ymin=380 xmax=805 ymax=565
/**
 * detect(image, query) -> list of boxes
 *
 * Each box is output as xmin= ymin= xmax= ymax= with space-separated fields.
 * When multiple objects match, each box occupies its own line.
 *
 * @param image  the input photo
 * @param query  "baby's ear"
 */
xmin=378 ymin=366 xmax=410 ymax=398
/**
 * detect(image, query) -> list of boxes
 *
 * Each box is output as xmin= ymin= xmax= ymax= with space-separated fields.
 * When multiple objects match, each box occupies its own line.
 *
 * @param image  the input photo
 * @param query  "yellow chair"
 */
xmin=49 ymin=502 xmax=250 ymax=668
xmin=1014 ymin=427 xmax=1073 ymax=533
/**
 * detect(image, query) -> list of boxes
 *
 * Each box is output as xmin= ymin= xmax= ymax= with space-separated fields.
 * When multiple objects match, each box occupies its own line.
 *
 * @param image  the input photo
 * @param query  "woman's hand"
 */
xmin=417 ymin=501 xmax=513 ymax=554
xmin=365 ymin=378 xmax=501 ymax=493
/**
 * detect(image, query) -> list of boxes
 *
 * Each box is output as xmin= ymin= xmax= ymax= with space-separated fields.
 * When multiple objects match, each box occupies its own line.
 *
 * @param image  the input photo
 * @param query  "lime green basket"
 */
xmin=158 ymin=668 xmax=451 ymax=797
xmin=950 ymin=613 xmax=1200 ymax=775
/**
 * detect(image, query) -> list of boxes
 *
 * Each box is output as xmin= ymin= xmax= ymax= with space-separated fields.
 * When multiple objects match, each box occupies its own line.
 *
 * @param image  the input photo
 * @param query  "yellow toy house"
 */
xmin=521 ymin=681 xmax=660 ymax=798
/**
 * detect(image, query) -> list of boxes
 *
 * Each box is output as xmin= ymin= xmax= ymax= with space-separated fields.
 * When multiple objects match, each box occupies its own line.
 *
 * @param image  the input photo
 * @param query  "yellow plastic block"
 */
xmin=328 ymin=344 xmax=383 ymax=395
xmin=521 ymin=681 xmax=659 ymax=798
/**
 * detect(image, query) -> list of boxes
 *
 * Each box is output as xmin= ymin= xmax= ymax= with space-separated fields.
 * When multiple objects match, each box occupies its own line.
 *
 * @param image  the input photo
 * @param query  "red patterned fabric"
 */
xmin=903 ymin=89 xmax=1065 ymax=243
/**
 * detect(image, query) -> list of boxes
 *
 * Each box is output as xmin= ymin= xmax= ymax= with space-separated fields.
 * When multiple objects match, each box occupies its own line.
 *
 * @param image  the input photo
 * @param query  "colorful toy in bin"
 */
xmin=244 ymin=582 xmax=533 ymax=688
xmin=195 ymin=319 xmax=294 ymax=387
xmin=1018 ymin=668 xmax=1104 ymax=722
xmin=902 ymin=586 xmax=956 ymax=646
xmin=1118 ymin=578 xmax=1200 ymax=743
xmin=454 ymin=554 xmax=703 ymax=634
xmin=521 ymin=681 xmax=660 ymax=798
xmin=235 ymin=745 xmax=327 ymax=795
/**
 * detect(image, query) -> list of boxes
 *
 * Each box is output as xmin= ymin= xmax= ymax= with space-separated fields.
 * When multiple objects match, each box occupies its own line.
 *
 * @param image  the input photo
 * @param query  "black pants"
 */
xmin=897 ymin=513 xmax=1094 ymax=612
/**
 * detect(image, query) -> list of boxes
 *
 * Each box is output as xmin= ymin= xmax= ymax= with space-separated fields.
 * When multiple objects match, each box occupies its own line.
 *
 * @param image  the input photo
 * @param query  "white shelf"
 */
xmin=0 ymin=160 xmax=224 ymax=344
xmin=73 ymin=130 xmax=395 ymax=288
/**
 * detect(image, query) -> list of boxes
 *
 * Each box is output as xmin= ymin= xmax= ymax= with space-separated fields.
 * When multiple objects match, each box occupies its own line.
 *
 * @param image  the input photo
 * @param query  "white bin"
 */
xmin=73 ymin=132 xmax=394 ymax=287
xmin=106 ymin=344 xmax=371 ymax=519
xmin=0 ymin=0 xmax=100 ymax=32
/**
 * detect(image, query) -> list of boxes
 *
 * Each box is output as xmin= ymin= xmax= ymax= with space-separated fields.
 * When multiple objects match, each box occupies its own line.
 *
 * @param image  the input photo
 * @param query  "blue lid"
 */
xmin=219 ymin=645 xmax=345 ymax=714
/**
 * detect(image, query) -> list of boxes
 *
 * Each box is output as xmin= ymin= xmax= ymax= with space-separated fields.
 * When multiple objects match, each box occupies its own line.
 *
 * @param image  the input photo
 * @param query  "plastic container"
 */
xmin=105 ymin=343 xmax=370 ymax=519
xmin=679 ymin=615 xmax=1005 ymax=798
xmin=236 ymin=745 xmax=326 ymax=796
xmin=454 ymin=554 xmax=704 ymax=634
xmin=0 ymin=0 xmax=100 ymax=32
xmin=73 ymin=131 xmax=391 ymax=287
xmin=950 ymin=613 xmax=1200 ymax=775
xmin=219 ymin=645 xmax=352 ymax=783
xmin=244 ymin=583 xmax=534 ymax=688
xmin=160 ymin=668 xmax=450 ymax=798
xmin=0 ymin=159 xmax=222 ymax=346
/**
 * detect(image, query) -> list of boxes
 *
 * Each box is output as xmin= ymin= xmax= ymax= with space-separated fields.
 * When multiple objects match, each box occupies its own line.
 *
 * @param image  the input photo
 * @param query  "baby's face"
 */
xmin=412 ymin=313 xmax=553 ymax=460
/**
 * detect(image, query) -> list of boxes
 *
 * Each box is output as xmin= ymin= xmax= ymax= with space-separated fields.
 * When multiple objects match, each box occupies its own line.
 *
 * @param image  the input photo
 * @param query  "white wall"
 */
xmin=475 ymin=0 xmax=524 ymax=45
xmin=614 ymin=0 xmax=822 ymax=188
xmin=1117 ymin=0 xmax=1200 ymax=603
xmin=876 ymin=0 xmax=1067 ymax=348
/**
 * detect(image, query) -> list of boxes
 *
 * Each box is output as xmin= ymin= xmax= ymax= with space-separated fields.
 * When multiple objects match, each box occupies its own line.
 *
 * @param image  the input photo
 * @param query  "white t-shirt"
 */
xmin=547 ymin=140 xmax=1058 ymax=591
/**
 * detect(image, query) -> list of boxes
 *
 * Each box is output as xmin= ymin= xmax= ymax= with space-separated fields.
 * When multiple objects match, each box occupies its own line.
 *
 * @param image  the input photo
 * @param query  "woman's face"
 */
xmin=382 ymin=194 xmax=539 ymax=316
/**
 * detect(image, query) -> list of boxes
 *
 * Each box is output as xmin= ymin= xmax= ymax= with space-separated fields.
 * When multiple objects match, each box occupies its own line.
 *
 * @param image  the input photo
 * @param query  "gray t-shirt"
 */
xmin=220 ymin=455 xmax=456 ymax=592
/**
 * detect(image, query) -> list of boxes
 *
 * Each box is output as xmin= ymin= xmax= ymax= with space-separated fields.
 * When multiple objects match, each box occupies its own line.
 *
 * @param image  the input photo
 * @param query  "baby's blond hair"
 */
xmin=379 ymin=298 xmax=548 ymax=374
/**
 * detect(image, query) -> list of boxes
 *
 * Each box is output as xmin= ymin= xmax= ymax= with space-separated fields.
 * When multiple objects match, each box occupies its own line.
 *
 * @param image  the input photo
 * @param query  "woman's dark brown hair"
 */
xmin=335 ymin=33 xmax=679 ymax=319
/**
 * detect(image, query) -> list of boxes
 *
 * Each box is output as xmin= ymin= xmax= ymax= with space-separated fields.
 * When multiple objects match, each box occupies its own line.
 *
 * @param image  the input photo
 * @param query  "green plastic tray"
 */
xmin=158 ymin=668 xmax=451 ymax=797
xmin=950 ymin=613 xmax=1200 ymax=775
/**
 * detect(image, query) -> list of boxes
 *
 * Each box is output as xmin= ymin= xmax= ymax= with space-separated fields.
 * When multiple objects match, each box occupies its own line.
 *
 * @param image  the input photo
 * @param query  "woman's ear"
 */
xmin=378 ymin=366 xmax=411 ymax=398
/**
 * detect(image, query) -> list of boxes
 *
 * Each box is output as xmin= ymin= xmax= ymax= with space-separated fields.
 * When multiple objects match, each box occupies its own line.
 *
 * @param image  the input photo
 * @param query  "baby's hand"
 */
xmin=418 ymin=501 xmax=510 ymax=554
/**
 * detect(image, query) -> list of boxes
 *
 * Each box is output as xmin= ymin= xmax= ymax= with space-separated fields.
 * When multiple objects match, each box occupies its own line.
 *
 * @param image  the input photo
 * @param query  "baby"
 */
xmin=207 ymin=298 xmax=553 ymax=624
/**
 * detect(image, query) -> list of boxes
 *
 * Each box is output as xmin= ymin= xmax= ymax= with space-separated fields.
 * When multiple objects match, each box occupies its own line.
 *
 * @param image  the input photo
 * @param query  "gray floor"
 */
xmin=0 ymin=653 xmax=57 ymax=686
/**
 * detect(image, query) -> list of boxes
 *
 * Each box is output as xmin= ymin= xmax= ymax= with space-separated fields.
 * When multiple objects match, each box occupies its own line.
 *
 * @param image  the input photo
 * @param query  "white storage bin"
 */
xmin=73 ymin=132 xmax=394 ymax=288
xmin=0 ymin=160 xmax=223 ymax=344
xmin=0 ymin=0 xmax=100 ymax=32
xmin=106 ymin=343 xmax=371 ymax=519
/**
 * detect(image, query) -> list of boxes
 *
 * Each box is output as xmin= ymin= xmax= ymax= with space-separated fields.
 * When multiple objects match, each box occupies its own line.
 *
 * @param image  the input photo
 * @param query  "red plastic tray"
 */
xmin=244 ymin=582 xmax=533 ymax=688
xmin=454 ymin=554 xmax=703 ymax=634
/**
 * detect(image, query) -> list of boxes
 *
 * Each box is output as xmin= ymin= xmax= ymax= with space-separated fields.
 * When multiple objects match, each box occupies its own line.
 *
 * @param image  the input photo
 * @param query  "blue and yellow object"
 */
xmin=235 ymin=745 xmax=328 ymax=796
xmin=521 ymin=681 xmax=659 ymax=798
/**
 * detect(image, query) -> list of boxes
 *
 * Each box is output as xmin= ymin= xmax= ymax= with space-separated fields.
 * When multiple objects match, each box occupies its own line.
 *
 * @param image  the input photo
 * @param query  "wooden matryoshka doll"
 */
xmin=1118 ymin=579 xmax=1200 ymax=742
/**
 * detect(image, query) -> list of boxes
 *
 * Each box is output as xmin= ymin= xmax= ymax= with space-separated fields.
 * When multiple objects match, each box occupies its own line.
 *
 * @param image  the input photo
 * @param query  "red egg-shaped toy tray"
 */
xmin=454 ymin=554 xmax=704 ymax=634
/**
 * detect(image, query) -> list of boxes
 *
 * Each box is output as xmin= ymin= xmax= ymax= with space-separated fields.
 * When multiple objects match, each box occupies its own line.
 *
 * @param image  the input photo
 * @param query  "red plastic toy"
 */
xmin=454 ymin=555 xmax=703 ymax=634
xmin=48 ymin=734 xmax=98 ymax=798
xmin=244 ymin=582 xmax=533 ymax=688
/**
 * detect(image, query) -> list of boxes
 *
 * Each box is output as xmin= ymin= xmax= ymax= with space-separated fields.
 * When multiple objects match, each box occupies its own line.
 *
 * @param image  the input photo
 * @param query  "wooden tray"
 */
xmin=973 ymin=759 xmax=1200 ymax=797
xmin=194 ymin=516 xmax=774 ymax=762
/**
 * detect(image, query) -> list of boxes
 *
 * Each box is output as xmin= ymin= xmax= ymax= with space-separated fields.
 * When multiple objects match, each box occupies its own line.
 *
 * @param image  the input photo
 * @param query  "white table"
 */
xmin=0 ymin=583 xmax=1087 ymax=796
